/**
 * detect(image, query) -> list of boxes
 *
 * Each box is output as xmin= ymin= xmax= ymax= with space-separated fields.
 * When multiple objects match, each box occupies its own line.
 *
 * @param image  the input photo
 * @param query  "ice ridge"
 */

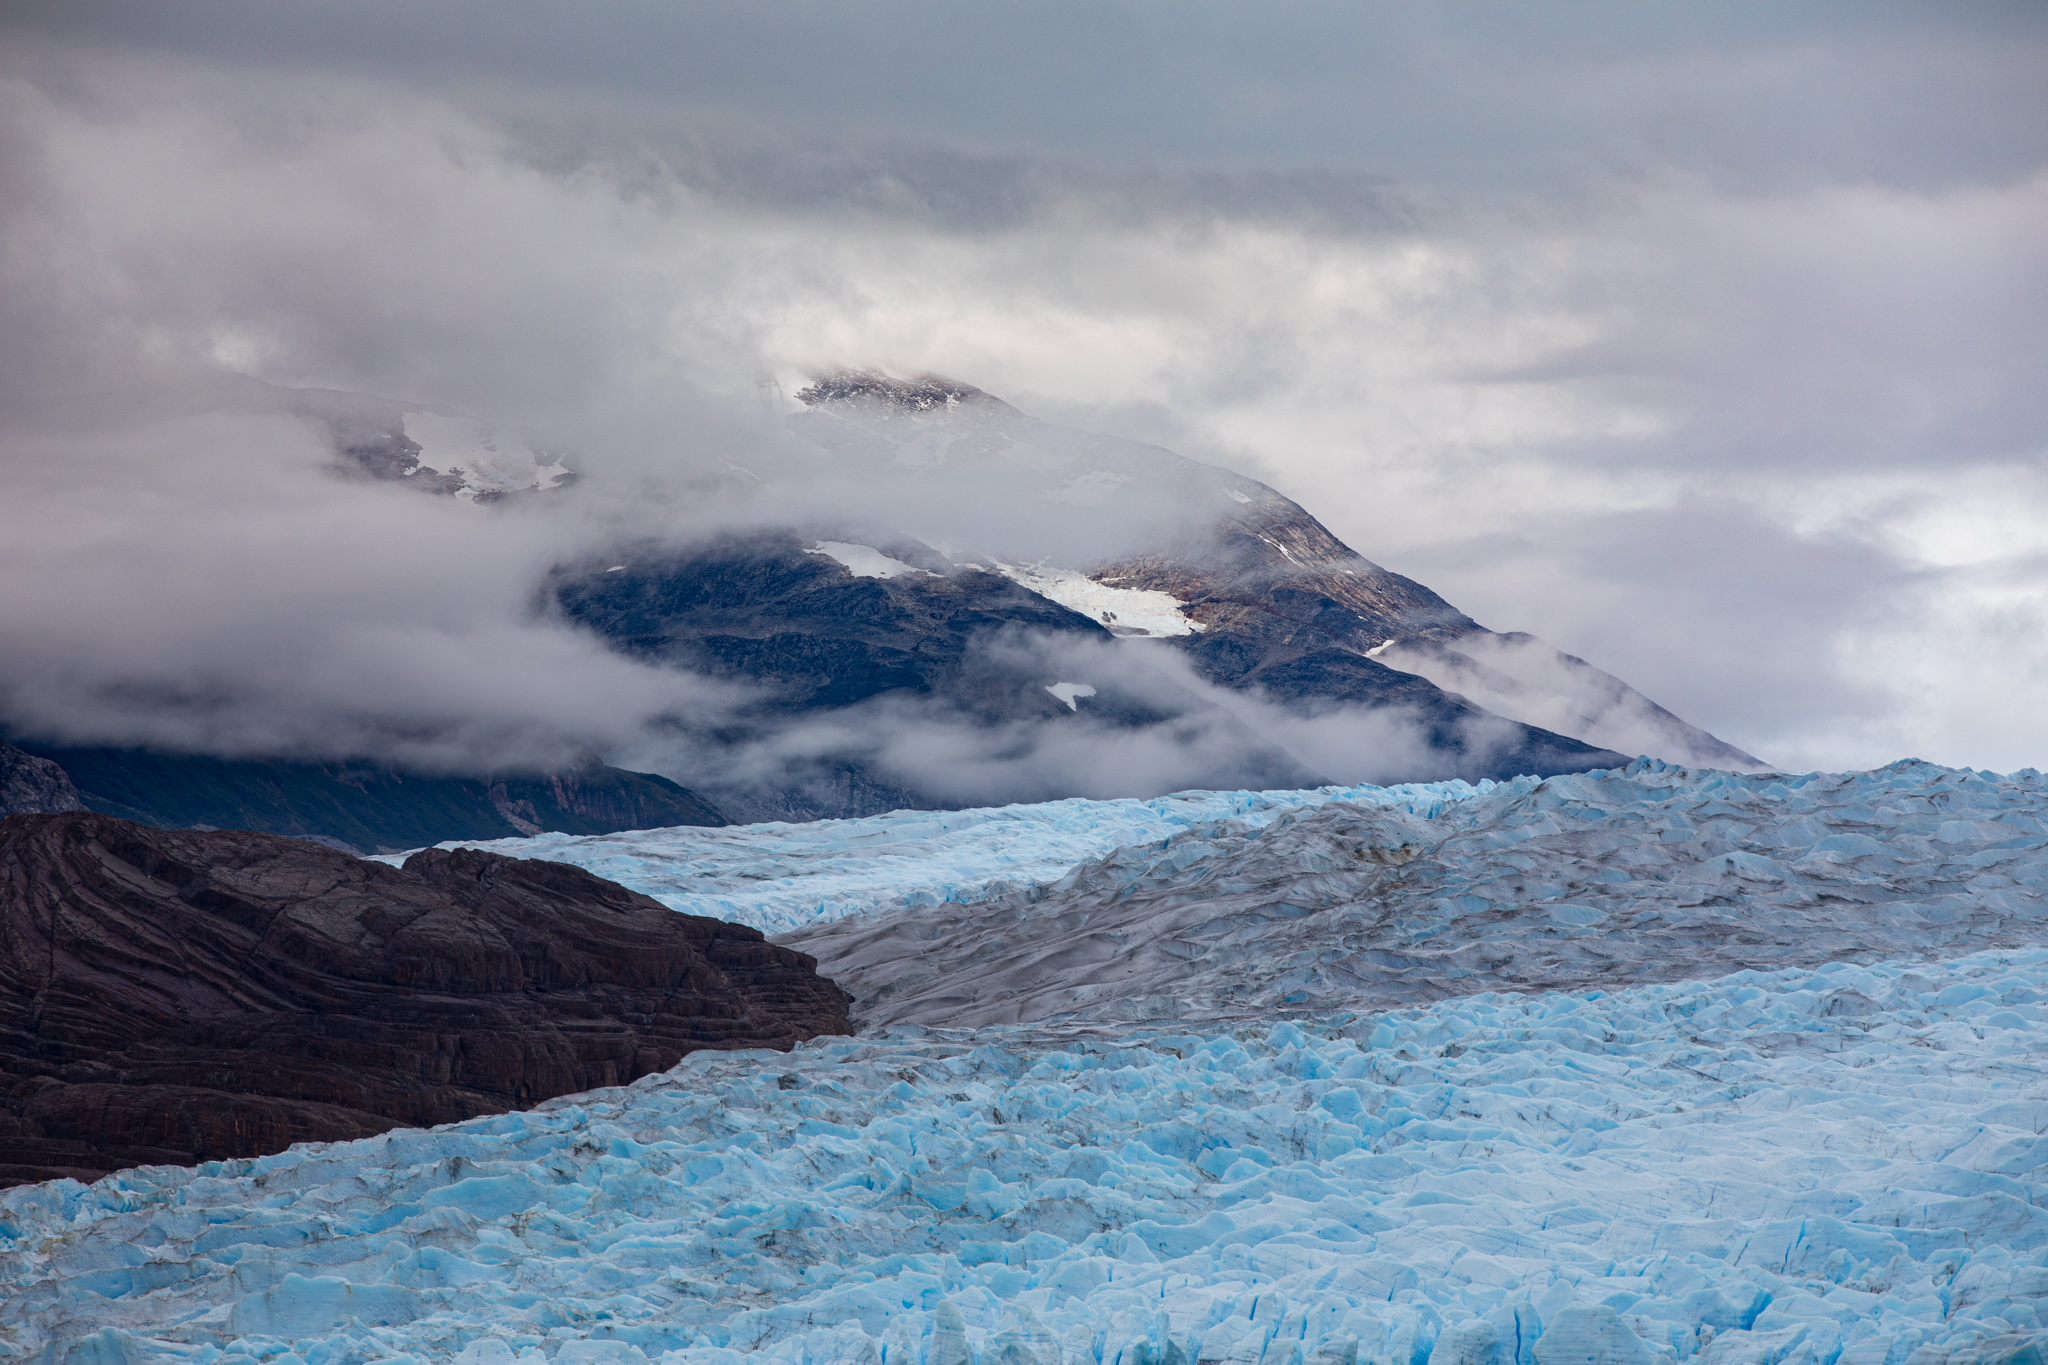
xmin=785 ymin=757 xmax=2048 ymax=1027
xmin=374 ymin=780 xmax=1496 ymax=937
xmin=3 ymin=950 xmax=2043 ymax=1364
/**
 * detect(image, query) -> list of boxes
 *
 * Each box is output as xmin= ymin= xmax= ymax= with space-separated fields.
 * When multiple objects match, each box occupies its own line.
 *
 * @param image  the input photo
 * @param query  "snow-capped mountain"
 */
xmin=283 ymin=369 xmax=1756 ymax=821
xmin=784 ymin=371 xmax=1761 ymax=774
xmin=294 ymin=387 xmax=574 ymax=501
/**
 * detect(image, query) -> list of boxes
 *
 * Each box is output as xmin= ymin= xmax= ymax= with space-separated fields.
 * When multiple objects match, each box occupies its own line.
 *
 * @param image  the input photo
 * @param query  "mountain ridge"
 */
xmin=1 ymin=743 xmax=728 ymax=854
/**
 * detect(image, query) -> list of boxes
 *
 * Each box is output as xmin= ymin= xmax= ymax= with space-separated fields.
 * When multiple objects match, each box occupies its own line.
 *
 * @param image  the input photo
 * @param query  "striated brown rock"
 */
xmin=0 ymin=812 xmax=852 ymax=1186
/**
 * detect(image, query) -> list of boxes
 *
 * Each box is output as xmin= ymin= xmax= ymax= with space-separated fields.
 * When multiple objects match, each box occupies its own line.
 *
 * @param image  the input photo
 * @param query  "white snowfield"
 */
xmin=991 ymin=563 xmax=1206 ymax=638
xmin=788 ymin=759 xmax=2048 ymax=1028
xmin=372 ymin=781 xmax=1492 ymax=937
xmin=2 ymin=950 xmax=2043 ymax=1365
xmin=809 ymin=543 xmax=935 ymax=580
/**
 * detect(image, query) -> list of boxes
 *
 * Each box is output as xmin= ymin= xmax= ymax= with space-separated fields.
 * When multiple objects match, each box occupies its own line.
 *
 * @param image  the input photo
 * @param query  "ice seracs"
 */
xmin=396 ymin=757 xmax=2048 ymax=1030
xmin=375 ymin=779 xmax=1490 ymax=936
xmin=787 ymin=757 xmax=2048 ymax=1028
xmin=3 ymin=948 xmax=2042 ymax=1364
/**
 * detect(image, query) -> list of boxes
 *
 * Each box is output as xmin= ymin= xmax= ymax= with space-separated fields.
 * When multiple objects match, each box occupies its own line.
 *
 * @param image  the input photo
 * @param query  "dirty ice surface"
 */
xmin=374 ymin=780 xmax=1493 ymax=937
xmin=788 ymin=758 xmax=2048 ymax=1027
xmin=3 ymin=950 xmax=2044 ymax=1365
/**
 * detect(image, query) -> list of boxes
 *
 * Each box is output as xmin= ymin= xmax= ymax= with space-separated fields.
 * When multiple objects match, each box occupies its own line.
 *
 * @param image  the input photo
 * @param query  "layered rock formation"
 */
xmin=0 ymin=812 xmax=852 ymax=1186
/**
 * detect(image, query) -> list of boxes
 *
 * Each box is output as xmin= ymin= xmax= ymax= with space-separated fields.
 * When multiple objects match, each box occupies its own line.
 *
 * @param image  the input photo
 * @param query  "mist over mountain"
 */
xmin=1 ymin=366 xmax=1749 ymax=826
xmin=0 ymin=363 xmax=1766 ymax=828
xmin=1 ymin=4 xmax=2036 ymax=821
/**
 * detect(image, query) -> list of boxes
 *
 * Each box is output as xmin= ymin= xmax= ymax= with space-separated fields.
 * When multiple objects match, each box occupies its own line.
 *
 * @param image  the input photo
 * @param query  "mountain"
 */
xmin=539 ymin=372 xmax=1765 ymax=817
xmin=550 ymin=528 xmax=1322 ymax=821
xmin=5 ymin=744 xmax=727 ymax=854
xmin=32 ymin=372 xmax=1748 ymax=833
xmin=784 ymin=371 xmax=1763 ymax=773
xmin=291 ymin=386 xmax=575 ymax=502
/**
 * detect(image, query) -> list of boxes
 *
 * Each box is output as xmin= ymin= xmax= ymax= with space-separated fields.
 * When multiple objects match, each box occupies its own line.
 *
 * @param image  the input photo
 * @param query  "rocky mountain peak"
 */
xmin=794 ymin=368 xmax=1010 ymax=418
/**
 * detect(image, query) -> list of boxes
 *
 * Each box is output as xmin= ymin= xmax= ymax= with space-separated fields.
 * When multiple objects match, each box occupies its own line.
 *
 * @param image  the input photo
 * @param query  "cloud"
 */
xmin=610 ymin=629 xmax=1507 ymax=819
xmin=0 ymin=409 xmax=751 ymax=772
xmin=8 ymin=2 xmax=2045 ymax=192
xmin=0 ymin=14 xmax=2042 ymax=781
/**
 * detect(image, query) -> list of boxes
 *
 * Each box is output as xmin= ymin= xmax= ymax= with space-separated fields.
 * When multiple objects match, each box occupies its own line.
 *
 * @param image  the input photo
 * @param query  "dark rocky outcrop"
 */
xmin=556 ymin=528 xmax=1114 ymax=717
xmin=0 ymin=741 xmax=85 ymax=818
xmin=0 ymin=812 xmax=852 ymax=1186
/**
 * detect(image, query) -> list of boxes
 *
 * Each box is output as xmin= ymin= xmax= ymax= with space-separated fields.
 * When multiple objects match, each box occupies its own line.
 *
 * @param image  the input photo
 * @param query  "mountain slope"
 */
xmin=787 ymin=371 xmax=1760 ymax=776
xmin=551 ymin=529 xmax=1323 ymax=821
xmin=10 ymin=744 xmax=728 ymax=854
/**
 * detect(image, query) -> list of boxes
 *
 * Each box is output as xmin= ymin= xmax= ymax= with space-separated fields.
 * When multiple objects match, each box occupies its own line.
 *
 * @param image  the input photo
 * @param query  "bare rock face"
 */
xmin=0 ymin=742 xmax=84 ymax=818
xmin=0 ymin=812 xmax=853 ymax=1186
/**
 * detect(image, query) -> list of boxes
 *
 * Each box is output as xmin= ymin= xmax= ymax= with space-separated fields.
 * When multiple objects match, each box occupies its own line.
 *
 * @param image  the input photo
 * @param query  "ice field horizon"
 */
xmin=5 ymin=757 xmax=2047 ymax=1364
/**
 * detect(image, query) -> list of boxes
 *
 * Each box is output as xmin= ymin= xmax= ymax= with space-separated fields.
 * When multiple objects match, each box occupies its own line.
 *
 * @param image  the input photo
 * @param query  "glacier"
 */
xmin=6 ymin=758 xmax=2046 ymax=1363
xmin=372 ymin=781 xmax=1493 ymax=937
xmin=2 ymin=950 xmax=2043 ymax=1364
xmin=788 ymin=759 xmax=2048 ymax=1028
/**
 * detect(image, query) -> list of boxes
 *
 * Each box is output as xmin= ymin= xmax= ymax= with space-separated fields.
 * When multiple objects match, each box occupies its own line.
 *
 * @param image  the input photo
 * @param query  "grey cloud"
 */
xmin=6 ymin=1 xmax=2044 ymax=195
xmin=0 ymin=410 xmax=753 ymax=772
xmin=0 ymin=10 xmax=2042 ymax=783
xmin=1391 ymin=500 xmax=1919 ymax=768
xmin=611 ymin=629 xmax=1500 ymax=818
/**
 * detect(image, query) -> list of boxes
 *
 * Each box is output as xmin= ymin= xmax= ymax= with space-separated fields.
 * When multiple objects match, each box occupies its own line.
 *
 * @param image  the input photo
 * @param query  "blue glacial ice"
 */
xmin=7 ymin=759 xmax=2047 ymax=1363
xmin=373 ymin=782 xmax=1493 ymax=936
xmin=2 ymin=950 xmax=2043 ymax=1364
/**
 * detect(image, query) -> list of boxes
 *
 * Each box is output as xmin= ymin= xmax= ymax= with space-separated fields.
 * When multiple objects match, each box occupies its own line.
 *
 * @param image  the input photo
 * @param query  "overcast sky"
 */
xmin=2 ymin=2 xmax=2044 ymax=774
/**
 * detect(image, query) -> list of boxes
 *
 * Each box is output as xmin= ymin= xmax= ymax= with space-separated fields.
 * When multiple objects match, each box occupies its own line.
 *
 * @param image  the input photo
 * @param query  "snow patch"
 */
xmin=1044 ymin=682 xmax=1097 ymax=711
xmin=401 ymin=410 xmax=570 ymax=501
xmin=994 ymin=562 xmax=1204 ymax=637
xmin=808 ymin=541 xmax=933 ymax=579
